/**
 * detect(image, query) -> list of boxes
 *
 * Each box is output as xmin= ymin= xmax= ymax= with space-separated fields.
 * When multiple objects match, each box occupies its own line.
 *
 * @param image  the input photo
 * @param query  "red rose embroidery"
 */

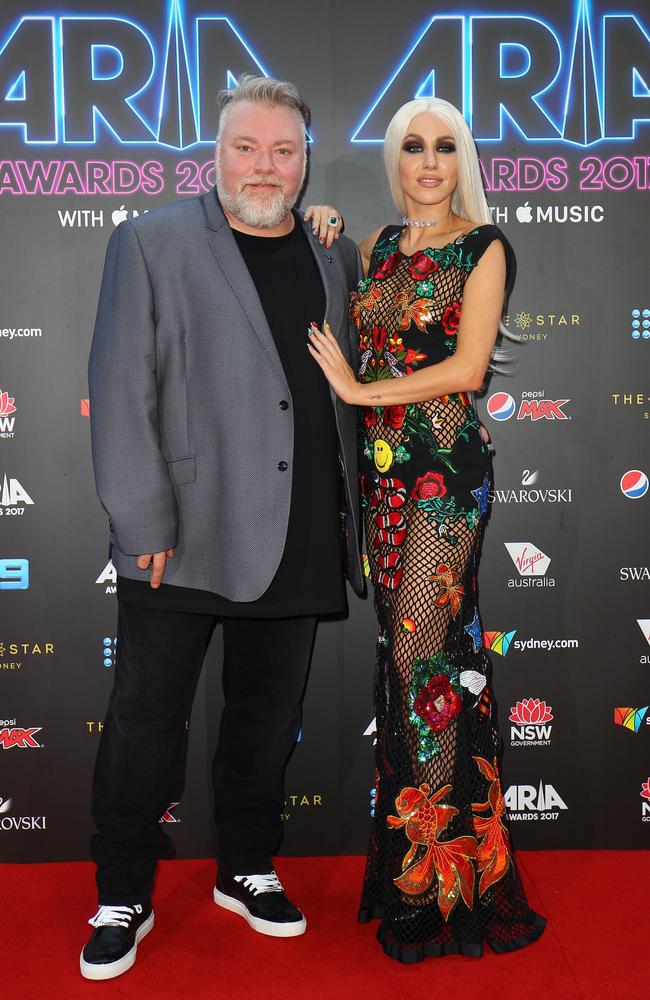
xmin=412 ymin=471 xmax=447 ymax=500
xmin=408 ymin=251 xmax=439 ymax=280
xmin=363 ymin=407 xmax=377 ymax=429
xmin=413 ymin=674 xmax=462 ymax=733
xmin=384 ymin=404 xmax=406 ymax=429
xmin=442 ymin=301 xmax=462 ymax=336
xmin=373 ymin=252 xmax=399 ymax=280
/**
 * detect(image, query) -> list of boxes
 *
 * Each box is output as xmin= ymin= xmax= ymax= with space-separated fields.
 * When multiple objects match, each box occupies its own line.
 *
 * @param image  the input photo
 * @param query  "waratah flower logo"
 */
xmin=0 ymin=390 xmax=17 ymax=416
xmin=641 ymin=779 xmax=650 ymax=802
xmin=509 ymin=699 xmax=553 ymax=724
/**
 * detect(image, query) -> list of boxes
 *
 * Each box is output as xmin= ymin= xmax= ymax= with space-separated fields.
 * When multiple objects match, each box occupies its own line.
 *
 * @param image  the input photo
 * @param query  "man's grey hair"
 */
xmin=216 ymin=74 xmax=311 ymax=145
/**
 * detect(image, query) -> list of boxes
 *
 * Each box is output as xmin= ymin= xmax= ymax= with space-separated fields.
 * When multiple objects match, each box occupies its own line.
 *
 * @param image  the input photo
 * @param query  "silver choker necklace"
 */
xmin=402 ymin=211 xmax=452 ymax=229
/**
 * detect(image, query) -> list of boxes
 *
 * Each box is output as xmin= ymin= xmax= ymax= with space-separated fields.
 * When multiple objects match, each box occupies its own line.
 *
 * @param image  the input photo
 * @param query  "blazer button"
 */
xmin=279 ymin=400 xmax=289 ymax=410
xmin=278 ymin=461 xmax=288 ymax=471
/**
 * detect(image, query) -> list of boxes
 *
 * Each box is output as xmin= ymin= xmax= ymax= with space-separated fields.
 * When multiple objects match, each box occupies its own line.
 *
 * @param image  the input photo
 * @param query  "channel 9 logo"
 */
xmin=0 ymin=558 xmax=29 ymax=590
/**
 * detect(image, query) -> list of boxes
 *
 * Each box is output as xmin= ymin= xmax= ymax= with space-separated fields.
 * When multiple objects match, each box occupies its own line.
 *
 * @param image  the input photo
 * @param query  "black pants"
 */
xmin=90 ymin=601 xmax=317 ymax=904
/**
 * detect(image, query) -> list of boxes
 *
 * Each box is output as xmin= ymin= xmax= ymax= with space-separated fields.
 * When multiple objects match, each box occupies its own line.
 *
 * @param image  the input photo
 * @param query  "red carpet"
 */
xmin=3 ymin=852 xmax=644 ymax=999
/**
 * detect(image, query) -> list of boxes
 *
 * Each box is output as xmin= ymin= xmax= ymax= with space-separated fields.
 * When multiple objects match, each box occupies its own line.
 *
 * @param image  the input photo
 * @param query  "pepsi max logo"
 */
xmin=620 ymin=470 xmax=649 ymax=499
xmin=487 ymin=392 xmax=516 ymax=421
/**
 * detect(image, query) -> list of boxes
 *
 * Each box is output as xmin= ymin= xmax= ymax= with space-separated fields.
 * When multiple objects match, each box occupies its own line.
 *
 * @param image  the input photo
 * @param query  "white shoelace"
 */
xmin=88 ymin=903 xmax=143 ymax=928
xmin=234 ymin=872 xmax=283 ymax=896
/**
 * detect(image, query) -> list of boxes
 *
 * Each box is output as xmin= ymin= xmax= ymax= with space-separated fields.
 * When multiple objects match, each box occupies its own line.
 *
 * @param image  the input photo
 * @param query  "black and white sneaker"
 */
xmin=214 ymin=870 xmax=306 ymax=937
xmin=80 ymin=902 xmax=154 ymax=980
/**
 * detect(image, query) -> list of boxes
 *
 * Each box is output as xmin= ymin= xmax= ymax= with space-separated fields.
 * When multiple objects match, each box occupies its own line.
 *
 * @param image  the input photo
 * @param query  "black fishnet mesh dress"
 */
xmin=353 ymin=224 xmax=546 ymax=963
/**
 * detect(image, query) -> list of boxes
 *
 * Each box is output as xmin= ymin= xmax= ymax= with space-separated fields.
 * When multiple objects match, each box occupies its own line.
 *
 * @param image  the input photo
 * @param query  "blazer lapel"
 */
xmin=201 ymin=191 xmax=287 ymax=382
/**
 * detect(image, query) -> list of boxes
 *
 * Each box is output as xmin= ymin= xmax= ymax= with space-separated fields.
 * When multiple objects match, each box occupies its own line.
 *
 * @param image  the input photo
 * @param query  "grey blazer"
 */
xmin=88 ymin=190 xmax=365 ymax=601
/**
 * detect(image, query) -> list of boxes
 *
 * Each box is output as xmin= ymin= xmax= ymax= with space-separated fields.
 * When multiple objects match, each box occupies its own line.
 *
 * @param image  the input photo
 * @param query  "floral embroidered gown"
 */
xmin=353 ymin=224 xmax=546 ymax=963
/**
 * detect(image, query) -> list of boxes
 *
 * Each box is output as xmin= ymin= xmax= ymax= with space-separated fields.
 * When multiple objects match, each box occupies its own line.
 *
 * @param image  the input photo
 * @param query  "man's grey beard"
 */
xmin=216 ymin=175 xmax=299 ymax=230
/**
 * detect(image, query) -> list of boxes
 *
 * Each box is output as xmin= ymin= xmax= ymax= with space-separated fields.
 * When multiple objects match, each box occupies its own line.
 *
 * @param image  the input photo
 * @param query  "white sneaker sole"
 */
xmin=213 ymin=888 xmax=306 ymax=938
xmin=79 ymin=910 xmax=154 ymax=980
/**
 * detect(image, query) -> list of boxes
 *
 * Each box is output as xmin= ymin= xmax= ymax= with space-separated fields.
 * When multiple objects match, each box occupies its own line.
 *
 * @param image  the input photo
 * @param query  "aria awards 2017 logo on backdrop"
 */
xmin=95 ymin=559 xmax=116 ymax=594
xmin=504 ymin=781 xmax=568 ymax=821
xmin=0 ymin=474 xmax=34 ymax=516
xmin=0 ymin=0 xmax=648 ymax=203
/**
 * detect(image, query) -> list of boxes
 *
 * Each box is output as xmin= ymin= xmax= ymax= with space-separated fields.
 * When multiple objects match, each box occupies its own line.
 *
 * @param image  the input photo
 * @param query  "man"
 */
xmin=83 ymin=74 xmax=364 ymax=980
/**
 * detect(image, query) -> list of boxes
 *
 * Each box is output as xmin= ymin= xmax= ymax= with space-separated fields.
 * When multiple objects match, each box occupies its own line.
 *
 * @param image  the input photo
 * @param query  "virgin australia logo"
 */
xmin=504 ymin=542 xmax=555 ymax=589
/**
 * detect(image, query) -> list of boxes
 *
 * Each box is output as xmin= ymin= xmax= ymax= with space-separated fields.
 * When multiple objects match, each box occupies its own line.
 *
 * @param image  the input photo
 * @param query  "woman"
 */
xmin=307 ymin=98 xmax=546 ymax=963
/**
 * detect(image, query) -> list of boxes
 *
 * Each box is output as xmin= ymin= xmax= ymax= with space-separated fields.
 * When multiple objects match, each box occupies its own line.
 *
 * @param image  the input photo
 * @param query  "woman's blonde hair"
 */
xmin=384 ymin=98 xmax=491 ymax=223
xmin=383 ymin=98 xmax=516 ymax=366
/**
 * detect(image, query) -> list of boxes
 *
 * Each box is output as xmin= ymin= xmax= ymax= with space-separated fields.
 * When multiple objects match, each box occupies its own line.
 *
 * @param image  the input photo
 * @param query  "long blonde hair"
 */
xmin=383 ymin=98 xmax=516 ymax=366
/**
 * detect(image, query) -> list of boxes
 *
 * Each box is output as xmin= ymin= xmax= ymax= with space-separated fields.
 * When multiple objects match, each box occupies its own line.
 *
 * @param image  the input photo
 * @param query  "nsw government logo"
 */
xmin=0 ymin=390 xmax=17 ymax=439
xmin=509 ymin=699 xmax=553 ymax=747
xmin=504 ymin=782 xmax=567 ymax=821
xmin=504 ymin=543 xmax=555 ymax=588
xmin=641 ymin=780 xmax=650 ymax=822
xmin=487 ymin=391 xmax=570 ymax=422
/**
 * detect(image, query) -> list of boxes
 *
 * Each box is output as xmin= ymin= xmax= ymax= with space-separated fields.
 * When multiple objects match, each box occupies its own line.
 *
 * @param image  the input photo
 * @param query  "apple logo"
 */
xmin=516 ymin=202 xmax=533 ymax=224
xmin=112 ymin=204 xmax=128 ymax=227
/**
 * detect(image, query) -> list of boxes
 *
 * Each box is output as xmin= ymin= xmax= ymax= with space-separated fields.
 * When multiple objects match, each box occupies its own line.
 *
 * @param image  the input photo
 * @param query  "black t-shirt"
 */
xmin=118 ymin=221 xmax=346 ymax=617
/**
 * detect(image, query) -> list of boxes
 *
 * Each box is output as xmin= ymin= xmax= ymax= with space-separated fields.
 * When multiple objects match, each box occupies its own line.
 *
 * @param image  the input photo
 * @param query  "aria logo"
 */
xmin=509 ymin=699 xmax=553 ymax=747
xmin=641 ymin=779 xmax=650 ymax=822
xmin=504 ymin=543 xmax=555 ymax=589
xmin=0 ymin=722 xmax=42 ymax=749
xmin=0 ymin=390 xmax=17 ymax=439
xmin=96 ymin=559 xmax=117 ymax=595
xmin=489 ymin=468 xmax=573 ymax=505
xmin=504 ymin=782 xmax=567 ymax=820
xmin=0 ymin=475 xmax=34 ymax=515
xmin=0 ymin=795 xmax=46 ymax=831
xmin=486 ymin=391 xmax=570 ymax=422
xmin=364 ymin=717 xmax=378 ymax=746
xmin=614 ymin=706 xmax=649 ymax=733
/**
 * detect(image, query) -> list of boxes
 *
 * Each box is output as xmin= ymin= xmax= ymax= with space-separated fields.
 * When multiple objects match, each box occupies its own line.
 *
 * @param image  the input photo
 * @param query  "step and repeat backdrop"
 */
xmin=1 ymin=0 xmax=649 ymax=861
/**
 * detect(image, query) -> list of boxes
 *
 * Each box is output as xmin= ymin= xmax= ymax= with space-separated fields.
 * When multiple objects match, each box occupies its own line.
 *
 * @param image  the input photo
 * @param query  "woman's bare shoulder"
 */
xmin=359 ymin=226 xmax=389 ymax=274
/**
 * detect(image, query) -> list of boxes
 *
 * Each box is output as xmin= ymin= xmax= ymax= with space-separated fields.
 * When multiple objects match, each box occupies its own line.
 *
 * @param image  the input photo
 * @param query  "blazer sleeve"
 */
xmin=88 ymin=220 xmax=178 ymax=555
